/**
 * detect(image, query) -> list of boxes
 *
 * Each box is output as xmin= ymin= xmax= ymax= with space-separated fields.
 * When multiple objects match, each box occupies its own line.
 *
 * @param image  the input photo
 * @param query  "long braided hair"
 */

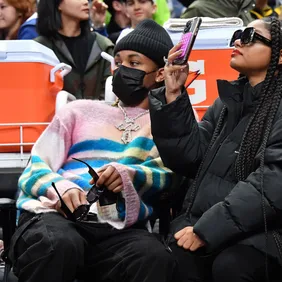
xmin=234 ymin=17 xmax=282 ymax=279
xmin=235 ymin=18 xmax=282 ymax=281
xmin=235 ymin=18 xmax=282 ymax=181
xmin=186 ymin=17 xmax=282 ymax=277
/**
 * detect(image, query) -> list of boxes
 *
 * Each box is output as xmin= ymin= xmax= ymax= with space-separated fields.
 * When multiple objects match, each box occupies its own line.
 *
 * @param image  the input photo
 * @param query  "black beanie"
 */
xmin=114 ymin=19 xmax=173 ymax=68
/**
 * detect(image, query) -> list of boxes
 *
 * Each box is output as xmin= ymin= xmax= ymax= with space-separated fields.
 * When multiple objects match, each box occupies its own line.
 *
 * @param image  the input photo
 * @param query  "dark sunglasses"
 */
xmin=229 ymin=27 xmax=271 ymax=47
xmin=52 ymin=158 xmax=105 ymax=221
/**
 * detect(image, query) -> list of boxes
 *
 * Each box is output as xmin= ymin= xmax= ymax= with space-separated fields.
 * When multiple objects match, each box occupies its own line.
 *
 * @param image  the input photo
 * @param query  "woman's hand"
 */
xmin=164 ymin=43 xmax=189 ymax=104
xmin=90 ymin=166 xmax=123 ymax=193
xmin=174 ymin=226 xmax=205 ymax=251
xmin=90 ymin=0 xmax=108 ymax=28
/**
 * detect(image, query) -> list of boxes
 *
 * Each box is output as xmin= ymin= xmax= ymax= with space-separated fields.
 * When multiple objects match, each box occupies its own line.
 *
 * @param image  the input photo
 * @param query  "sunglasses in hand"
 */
xmin=52 ymin=157 xmax=105 ymax=221
xmin=230 ymin=27 xmax=271 ymax=47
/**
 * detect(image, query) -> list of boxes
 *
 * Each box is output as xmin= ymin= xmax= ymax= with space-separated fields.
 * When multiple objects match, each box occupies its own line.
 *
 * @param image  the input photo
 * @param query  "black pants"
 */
xmin=10 ymin=212 xmax=177 ymax=282
xmin=170 ymin=242 xmax=282 ymax=282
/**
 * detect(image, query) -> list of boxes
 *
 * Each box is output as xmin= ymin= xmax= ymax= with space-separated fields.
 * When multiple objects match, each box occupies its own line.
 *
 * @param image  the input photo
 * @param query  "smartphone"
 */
xmin=173 ymin=17 xmax=202 ymax=65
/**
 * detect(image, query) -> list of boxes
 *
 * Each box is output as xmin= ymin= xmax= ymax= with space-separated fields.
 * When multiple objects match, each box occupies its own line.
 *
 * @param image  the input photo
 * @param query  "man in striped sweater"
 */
xmin=10 ymin=20 xmax=180 ymax=282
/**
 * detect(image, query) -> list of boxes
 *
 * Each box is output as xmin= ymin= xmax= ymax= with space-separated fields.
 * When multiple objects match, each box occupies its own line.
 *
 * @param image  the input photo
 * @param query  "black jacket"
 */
xmin=107 ymin=18 xmax=124 ymax=44
xmin=149 ymin=78 xmax=282 ymax=264
xmin=35 ymin=32 xmax=114 ymax=99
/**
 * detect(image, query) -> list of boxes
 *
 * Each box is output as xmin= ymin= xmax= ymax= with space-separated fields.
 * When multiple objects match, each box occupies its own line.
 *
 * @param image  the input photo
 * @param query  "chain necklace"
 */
xmin=116 ymin=103 xmax=149 ymax=144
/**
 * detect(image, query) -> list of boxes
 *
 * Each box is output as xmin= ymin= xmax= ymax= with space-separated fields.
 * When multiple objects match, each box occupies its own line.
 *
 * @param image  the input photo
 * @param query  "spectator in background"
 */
xmin=89 ymin=0 xmax=122 ymax=39
xmin=181 ymin=0 xmax=268 ymax=26
xmin=153 ymin=0 xmax=170 ymax=25
xmin=250 ymin=0 xmax=282 ymax=19
xmin=167 ymin=0 xmax=186 ymax=18
xmin=89 ymin=0 xmax=170 ymax=43
xmin=89 ymin=0 xmax=130 ymax=43
xmin=0 ymin=0 xmax=35 ymax=40
xmin=104 ymin=0 xmax=130 ymax=43
xmin=89 ymin=0 xmax=109 ymax=36
xmin=18 ymin=12 xmax=38 ymax=39
xmin=18 ymin=0 xmax=39 ymax=40
xmin=117 ymin=0 xmax=157 ymax=42
xmin=35 ymin=0 xmax=114 ymax=100
xmin=175 ymin=0 xmax=194 ymax=8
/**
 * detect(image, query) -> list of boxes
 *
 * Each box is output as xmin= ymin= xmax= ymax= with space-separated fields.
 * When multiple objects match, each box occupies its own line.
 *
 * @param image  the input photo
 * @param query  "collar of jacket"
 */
xmin=51 ymin=32 xmax=114 ymax=72
xmin=216 ymin=76 xmax=263 ymax=113
xmin=107 ymin=18 xmax=124 ymax=34
xmin=216 ymin=76 xmax=263 ymax=132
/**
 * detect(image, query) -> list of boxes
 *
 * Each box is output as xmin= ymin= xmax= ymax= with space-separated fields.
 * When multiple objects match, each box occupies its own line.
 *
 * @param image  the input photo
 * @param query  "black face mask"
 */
xmin=112 ymin=65 xmax=156 ymax=106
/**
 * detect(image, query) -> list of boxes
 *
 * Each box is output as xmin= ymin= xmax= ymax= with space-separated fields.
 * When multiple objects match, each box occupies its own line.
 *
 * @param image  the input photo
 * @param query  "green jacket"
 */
xmin=181 ymin=0 xmax=255 ymax=26
xmin=35 ymin=32 xmax=114 ymax=100
xmin=153 ymin=0 xmax=171 ymax=26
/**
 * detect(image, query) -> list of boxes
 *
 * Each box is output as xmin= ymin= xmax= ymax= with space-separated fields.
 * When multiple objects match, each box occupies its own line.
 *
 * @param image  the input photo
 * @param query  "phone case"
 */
xmin=173 ymin=18 xmax=202 ymax=65
xmin=177 ymin=32 xmax=193 ymax=61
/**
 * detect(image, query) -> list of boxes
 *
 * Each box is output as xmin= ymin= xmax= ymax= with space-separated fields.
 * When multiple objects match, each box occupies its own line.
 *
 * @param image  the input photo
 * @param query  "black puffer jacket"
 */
xmin=149 ymin=78 xmax=282 ymax=264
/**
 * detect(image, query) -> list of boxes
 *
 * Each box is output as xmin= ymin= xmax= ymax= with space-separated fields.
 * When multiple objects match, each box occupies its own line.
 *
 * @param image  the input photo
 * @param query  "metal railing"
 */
xmin=0 ymin=106 xmax=210 ymax=169
xmin=0 ymin=122 xmax=49 ymax=168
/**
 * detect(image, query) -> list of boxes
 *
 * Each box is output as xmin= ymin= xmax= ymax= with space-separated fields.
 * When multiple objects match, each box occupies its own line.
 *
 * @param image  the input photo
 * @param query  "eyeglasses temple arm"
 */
xmin=72 ymin=157 xmax=99 ymax=181
xmin=51 ymin=182 xmax=75 ymax=221
xmin=254 ymin=33 xmax=272 ymax=46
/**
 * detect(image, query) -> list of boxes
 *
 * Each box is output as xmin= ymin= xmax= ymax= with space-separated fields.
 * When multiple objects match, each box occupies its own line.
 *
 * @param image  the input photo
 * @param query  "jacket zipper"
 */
xmin=79 ymin=74 xmax=86 ymax=98
xmin=186 ymin=138 xmax=225 ymax=216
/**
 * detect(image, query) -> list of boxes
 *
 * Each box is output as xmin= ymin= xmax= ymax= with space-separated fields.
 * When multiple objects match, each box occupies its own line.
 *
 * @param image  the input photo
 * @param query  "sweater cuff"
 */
xmin=97 ymin=163 xmax=140 ymax=229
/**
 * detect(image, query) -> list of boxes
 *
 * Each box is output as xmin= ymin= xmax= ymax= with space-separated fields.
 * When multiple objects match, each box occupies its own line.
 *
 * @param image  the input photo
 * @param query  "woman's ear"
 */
xmin=58 ymin=1 xmax=63 ymax=12
xmin=155 ymin=68 xmax=164 ymax=83
xmin=278 ymin=49 xmax=282 ymax=65
xmin=279 ymin=50 xmax=282 ymax=66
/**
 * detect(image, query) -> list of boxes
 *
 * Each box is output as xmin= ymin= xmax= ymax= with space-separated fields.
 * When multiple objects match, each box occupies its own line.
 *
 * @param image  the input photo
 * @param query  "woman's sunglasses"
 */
xmin=229 ymin=27 xmax=271 ymax=47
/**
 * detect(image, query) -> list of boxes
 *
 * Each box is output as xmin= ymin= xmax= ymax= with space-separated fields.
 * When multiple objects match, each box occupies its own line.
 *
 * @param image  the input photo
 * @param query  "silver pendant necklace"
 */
xmin=116 ymin=103 xmax=149 ymax=144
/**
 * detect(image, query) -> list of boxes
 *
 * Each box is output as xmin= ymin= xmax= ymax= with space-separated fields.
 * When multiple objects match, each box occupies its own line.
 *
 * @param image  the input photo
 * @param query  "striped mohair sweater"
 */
xmin=17 ymin=100 xmax=176 ymax=229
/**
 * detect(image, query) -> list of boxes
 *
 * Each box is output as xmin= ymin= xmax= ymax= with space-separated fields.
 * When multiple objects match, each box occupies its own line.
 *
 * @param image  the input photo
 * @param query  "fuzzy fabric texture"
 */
xmin=17 ymin=100 xmax=176 ymax=229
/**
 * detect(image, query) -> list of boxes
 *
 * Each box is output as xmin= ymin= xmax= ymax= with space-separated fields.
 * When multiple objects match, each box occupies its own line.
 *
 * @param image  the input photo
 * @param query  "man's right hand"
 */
xmin=55 ymin=188 xmax=88 ymax=216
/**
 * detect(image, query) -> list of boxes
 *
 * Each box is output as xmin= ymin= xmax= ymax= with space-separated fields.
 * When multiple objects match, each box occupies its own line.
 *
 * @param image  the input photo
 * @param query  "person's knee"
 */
xmin=43 ymin=214 xmax=85 ymax=261
xmin=126 ymin=234 xmax=177 ymax=281
xmin=212 ymin=251 xmax=238 ymax=280
xmin=12 ymin=213 xmax=85 ymax=281
xmin=13 ymin=213 xmax=84 ymax=269
xmin=132 ymin=234 xmax=176 ymax=266
xmin=212 ymin=245 xmax=248 ymax=281
xmin=51 ymin=225 xmax=84 ymax=260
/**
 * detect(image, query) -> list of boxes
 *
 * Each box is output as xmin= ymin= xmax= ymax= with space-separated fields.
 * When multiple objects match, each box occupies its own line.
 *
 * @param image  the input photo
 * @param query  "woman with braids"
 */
xmin=149 ymin=17 xmax=282 ymax=281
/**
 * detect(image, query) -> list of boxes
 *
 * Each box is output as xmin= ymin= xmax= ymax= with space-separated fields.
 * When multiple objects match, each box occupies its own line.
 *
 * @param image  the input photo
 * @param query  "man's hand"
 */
xmin=56 ymin=188 xmax=87 ymax=215
xmin=90 ymin=166 xmax=123 ymax=193
xmin=90 ymin=0 xmax=108 ymax=28
xmin=174 ymin=226 xmax=205 ymax=251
